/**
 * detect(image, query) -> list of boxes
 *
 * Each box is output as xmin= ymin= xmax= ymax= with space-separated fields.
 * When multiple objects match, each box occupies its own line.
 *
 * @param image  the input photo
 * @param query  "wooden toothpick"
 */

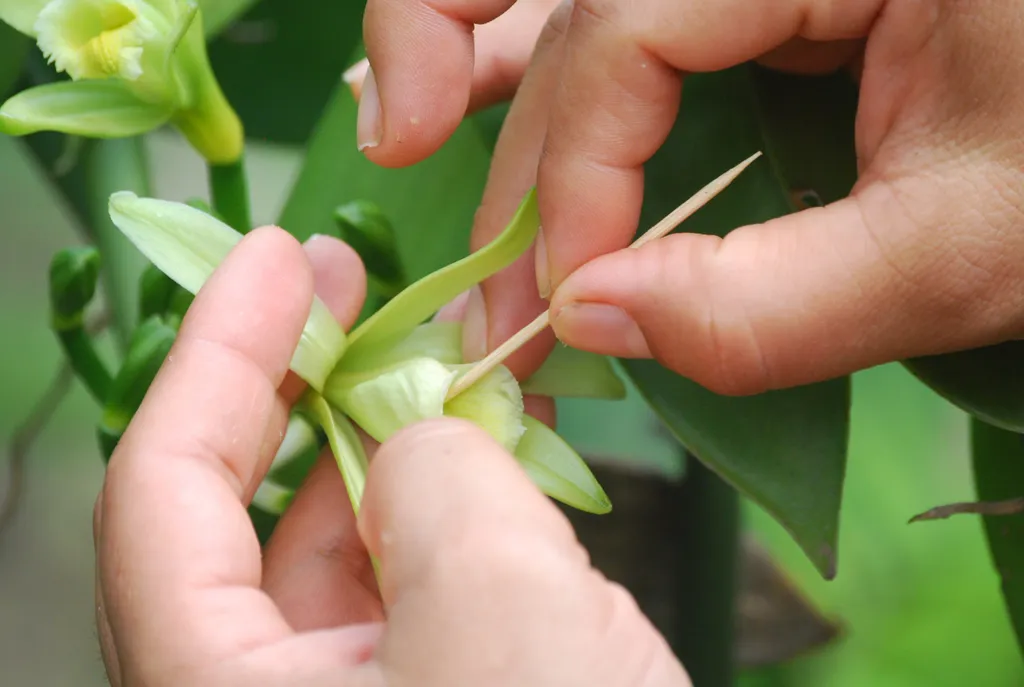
xmin=445 ymin=151 xmax=763 ymax=400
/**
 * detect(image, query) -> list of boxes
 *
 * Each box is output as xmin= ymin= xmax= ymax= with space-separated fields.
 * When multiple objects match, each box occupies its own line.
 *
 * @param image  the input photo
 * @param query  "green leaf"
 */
xmin=904 ymin=344 xmax=1024 ymax=432
xmin=108 ymin=192 xmax=347 ymax=391
xmin=277 ymin=80 xmax=492 ymax=278
xmin=200 ymin=0 xmax=259 ymax=37
xmin=971 ymin=417 xmax=1024 ymax=655
xmin=206 ymin=0 xmax=366 ymax=143
xmin=625 ymin=360 xmax=848 ymax=578
xmin=0 ymin=80 xmax=174 ymax=137
xmin=307 ymin=392 xmax=370 ymax=514
xmin=625 ymin=64 xmax=857 ymax=579
xmin=521 ymin=345 xmax=626 ymax=400
xmin=0 ymin=21 xmax=28 ymax=99
xmin=343 ymin=189 xmax=539 ymax=360
xmin=514 ymin=415 xmax=612 ymax=515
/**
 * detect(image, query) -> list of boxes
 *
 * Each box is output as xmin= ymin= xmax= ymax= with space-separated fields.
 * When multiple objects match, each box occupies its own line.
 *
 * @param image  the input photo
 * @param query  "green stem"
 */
xmin=672 ymin=453 xmax=741 ymax=686
xmin=209 ymin=157 xmax=252 ymax=232
xmin=57 ymin=328 xmax=113 ymax=404
xmin=86 ymin=138 xmax=152 ymax=348
xmin=17 ymin=63 xmax=151 ymax=352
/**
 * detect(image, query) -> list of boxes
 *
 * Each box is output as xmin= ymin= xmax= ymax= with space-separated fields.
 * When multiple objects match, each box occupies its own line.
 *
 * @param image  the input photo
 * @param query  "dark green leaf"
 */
xmin=278 ymin=81 xmax=491 ymax=280
xmin=207 ymin=0 xmax=367 ymax=143
xmin=626 ymin=65 xmax=858 ymax=579
xmin=904 ymin=344 xmax=1024 ymax=432
xmin=971 ymin=417 xmax=1024 ymax=654
xmin=0 ymin=21 xmax=28 ymax=99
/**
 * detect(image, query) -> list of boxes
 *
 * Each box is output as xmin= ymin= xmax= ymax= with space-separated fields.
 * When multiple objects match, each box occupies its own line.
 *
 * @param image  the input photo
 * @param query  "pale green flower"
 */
xmin=108 ymin=189 xmax=625 ymax=516
xmin=0 ymin=0 xmax=242 ymax=163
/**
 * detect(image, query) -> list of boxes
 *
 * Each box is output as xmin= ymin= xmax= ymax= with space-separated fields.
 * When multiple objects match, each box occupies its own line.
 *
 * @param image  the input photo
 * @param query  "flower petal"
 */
xmin=345 ymin=189 xmax=539 ymax=359
xmin=0 ymin=0 xmax=49 ymax=36
xmin=108 ymin=192 xmax=347 ymax=390
xmin=339 ymin=321 xmax=463 ymax=373
xmin=514 ymin=415 xmax=612 ymax=515
xmin=330 ymin=357 xmax=457 ymax=445
xmin=520 ymin=345 xmax=627 ymax=399
xmin=444 ymin=363 xmax=525 ymax=453
xmin=0 ymin=80 xmax=174 ymax=137
xmin=307 ymin=392 xmax=369 ymax=513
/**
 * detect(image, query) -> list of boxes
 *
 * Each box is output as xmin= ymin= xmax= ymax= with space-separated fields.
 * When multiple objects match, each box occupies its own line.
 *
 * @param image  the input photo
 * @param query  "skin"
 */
xmin=94 ymin=229 xmax=689 ymax=685
xmin=353 ymin=0 xmax=1024 ymax=395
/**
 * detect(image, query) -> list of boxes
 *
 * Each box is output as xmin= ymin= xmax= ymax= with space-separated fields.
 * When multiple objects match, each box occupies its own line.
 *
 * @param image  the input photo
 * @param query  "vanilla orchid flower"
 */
xmin=108 ymin=190 xmax=622 ymax=515
xmin=0 ymin=0 xmax=242 ymax=163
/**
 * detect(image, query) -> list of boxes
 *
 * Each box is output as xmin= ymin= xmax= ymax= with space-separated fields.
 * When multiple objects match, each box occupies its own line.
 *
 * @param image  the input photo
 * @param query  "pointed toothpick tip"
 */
xmin=446 ymin=151 xmax=762 ymax=400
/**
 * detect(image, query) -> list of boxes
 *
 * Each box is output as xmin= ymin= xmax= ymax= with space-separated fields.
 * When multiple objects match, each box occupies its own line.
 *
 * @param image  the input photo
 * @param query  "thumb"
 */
xmin=357 ymin=418 xmax=689 ymax=686
xmin=549 ymin=183 xmax=1020 ymax=396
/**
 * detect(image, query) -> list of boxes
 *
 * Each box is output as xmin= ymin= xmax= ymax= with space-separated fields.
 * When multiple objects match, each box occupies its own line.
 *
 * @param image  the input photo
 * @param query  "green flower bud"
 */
xmin=334 ymin=201 xmax=406 ymax=298
xmin=49 ymin=245 xmax=100 ymax=331
xmin=98 ymin=314 xmax=177 ymax=460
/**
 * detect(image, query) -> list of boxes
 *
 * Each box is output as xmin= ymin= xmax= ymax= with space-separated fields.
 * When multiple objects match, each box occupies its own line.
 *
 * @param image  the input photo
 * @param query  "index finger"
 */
xmin=98 ymin=228 xmax=314 ymax=675
xmin=359 ymin=0 xmax=521 ymax=166
xmin=536 ymin=0 xmax=880 ymax=289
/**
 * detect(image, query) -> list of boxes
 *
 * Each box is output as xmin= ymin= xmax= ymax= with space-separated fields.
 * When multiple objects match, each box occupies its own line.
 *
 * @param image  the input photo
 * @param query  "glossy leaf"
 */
xmin=971 ymin=417 xmax=1024 ymax=654
xmin=206 ymin=0 xmax=366 ymax=143
xmin=0 ymin=21 xmax=28 ymax=99
xmin=0 ymin=80 xmax=174 ymax=137
xmin=625 ymin=65 xmax=857 ymax=579
xmin=904 ymin=344 xmax=1024 ymax=432
xmin=514 ymin=415 xmax=612 ymax=515
xmin=521 ymin=345 xmax=626 ymax=400
xmin=343 ymin=189 xmax=539 ymax=360
xmin=201 ymin=0 xmax=259 ymax=37
xmin=278 ymin=80 xmax=491 ymax=279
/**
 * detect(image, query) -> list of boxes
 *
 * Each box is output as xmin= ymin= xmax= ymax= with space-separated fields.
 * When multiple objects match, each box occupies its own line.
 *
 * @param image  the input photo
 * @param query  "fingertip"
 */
xmin=304 ymin=234 xmax=368 ymax=331
xmin=359 ymin=1 xmax=474 ymax=167
xmin=524 ymin=395 xmax=556 ymax=429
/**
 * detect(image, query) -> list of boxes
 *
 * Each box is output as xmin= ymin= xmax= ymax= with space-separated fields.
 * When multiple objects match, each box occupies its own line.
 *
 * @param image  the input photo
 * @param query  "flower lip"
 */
xmin=34 ymin=0 xmax=160 ymax=81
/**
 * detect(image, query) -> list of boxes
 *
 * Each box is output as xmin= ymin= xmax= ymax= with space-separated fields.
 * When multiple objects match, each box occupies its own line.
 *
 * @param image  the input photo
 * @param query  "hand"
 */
xmin=356 ymin=0 xmax=1024 ymax=395
xmin=93 ymin=228 xmax=688 ymax=686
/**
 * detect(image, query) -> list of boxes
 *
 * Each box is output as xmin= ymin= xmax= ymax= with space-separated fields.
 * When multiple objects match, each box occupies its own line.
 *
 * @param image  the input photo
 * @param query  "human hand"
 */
xmin=354 ymin=0 xmax=1024 ymax=394
xmin=94 ymin=227 xmax=689 ymax=686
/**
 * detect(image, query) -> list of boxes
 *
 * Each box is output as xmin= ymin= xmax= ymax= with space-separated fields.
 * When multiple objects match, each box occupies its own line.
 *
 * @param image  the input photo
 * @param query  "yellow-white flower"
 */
xmin=108 ymin=189 xmax=622 ymax=516
xmin=0 ymin=0 xmax=242 ymax=163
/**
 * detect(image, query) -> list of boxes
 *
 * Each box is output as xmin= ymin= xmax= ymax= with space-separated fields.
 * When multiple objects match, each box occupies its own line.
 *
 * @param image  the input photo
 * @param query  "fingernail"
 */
xmin=462 ymin=285 xmax=488 ymax=362
xmin=553 ymin=303 xmax=651 ymax=358
xmin=434 ymin=290 xmax=471 ymax=322
xmin=535 ymin=226 xmax=551 ymax=299
xmin=357 ymin=66 xmax=382 ymax=152
xmin=342 ymin=58 xmax=370 ymax=100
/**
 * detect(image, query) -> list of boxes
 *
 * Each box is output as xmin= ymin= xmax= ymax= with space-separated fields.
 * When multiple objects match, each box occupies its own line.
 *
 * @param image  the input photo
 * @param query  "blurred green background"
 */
xmin=1 ymin=131 xmax=1021 ymax=685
